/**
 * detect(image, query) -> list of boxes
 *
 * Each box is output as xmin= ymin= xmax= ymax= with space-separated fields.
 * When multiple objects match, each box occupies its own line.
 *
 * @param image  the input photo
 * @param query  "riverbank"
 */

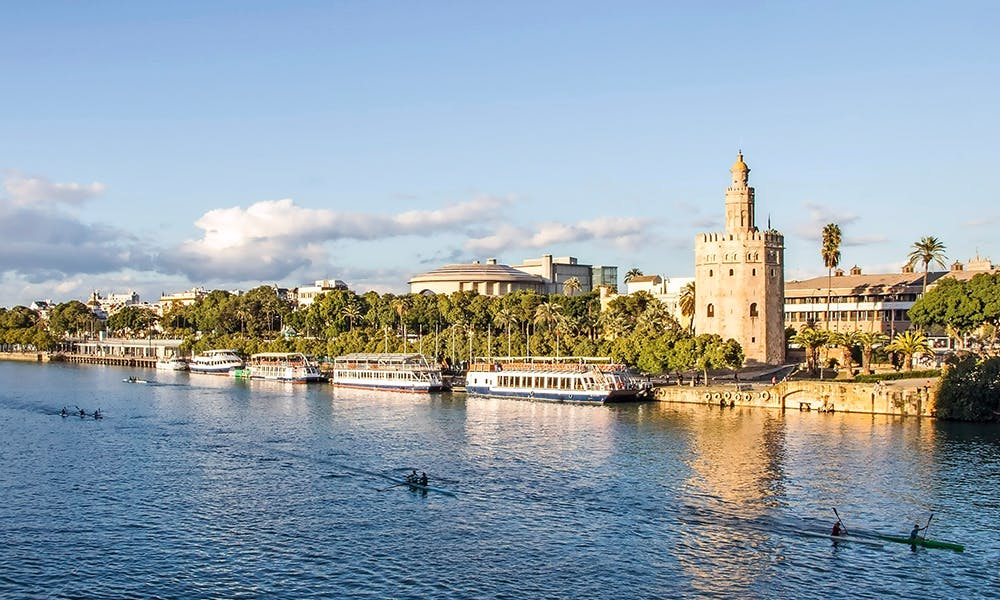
xmin=653 ymin=377 xmax=937 ymax=417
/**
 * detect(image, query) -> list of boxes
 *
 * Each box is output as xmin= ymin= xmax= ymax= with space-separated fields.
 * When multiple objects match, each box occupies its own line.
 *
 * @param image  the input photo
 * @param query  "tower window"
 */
xmin=752 ymin=268 xmax=757 ymax=276
xmin=709 ymin=269 xmax=714 ymax=277
xmin=707 ymin=304 xmax=715 ymax=318
xmin=729 ymin=269 xmax=734 ymax=276
xmin=750 ymin=303 xmax=759 ymax=317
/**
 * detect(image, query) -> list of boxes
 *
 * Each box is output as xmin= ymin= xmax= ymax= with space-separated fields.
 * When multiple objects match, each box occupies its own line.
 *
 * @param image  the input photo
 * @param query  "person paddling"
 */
xmin=909 ymin=523 xmax=927 ymax=541
xmin=60 ymin=407 xmax=68 ymax=417
xmin=832 ymin=519 xmax=847 ymax=537
xmin=419 ymin=472 xmax=428 ymax=486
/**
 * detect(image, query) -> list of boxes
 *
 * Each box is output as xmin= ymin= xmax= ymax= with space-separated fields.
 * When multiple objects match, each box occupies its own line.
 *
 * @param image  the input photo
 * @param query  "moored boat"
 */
xmin=464 ymin=356 xmax=650 ymax=404
xmin=330 ymin=353 xmax=444 ymax=392
xmin=246 ymin=352 xmax=324 ymax=383
xmin=155 ymin=356 xmax=189 ymax=371
xmin=189 ymin=349 xmax=244 ymax=375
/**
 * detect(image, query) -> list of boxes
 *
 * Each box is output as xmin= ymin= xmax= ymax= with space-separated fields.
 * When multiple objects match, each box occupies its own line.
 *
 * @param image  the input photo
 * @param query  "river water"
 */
xmin=0 ymin=360 xmax=997 ymax=599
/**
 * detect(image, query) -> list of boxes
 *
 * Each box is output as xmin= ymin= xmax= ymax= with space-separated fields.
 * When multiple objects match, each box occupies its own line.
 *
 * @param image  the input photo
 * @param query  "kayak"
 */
xmin=794 ymin=530 xmax=884 ymax=548
xmin=404 ymin=481 xmax=457 ymax=497
xmin=875 ymin=535 xmax=964 ymax=552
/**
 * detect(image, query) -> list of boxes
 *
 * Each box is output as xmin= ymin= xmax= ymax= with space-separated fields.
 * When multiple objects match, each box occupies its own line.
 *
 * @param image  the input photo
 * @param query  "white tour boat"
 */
xmin=155 ymin=356 xmax=189 ymax=371
xmin=244 ymin=352 xmax=324 ymax=383
xmin=189 ymin=349 xmax=244 ymax=375
xmin=330 ymin=353 xmax=444 ymax=393
xmin=464 ymin=356 xmax=649 ymax=404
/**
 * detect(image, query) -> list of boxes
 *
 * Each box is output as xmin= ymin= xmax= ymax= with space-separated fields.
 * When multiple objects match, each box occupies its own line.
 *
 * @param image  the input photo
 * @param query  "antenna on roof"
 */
xmin=767 ymin=213 xmax=771 ymax=230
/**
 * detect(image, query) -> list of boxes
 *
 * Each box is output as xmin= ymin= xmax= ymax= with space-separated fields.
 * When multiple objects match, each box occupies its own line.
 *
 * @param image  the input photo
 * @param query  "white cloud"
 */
xmin=165 ymin=195 xmax=516 ymax=281
xmin=3 ymin=172 xmax=106 ymax=206
xmin=465 ymin=216 xmax=649 ymax=254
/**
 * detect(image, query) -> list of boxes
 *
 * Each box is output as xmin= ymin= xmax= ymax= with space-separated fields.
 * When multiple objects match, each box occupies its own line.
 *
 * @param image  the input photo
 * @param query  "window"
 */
xmin=709 ymin=269 xmax=714 ymax=277
xmin=729 ymin=269 xmax=734 ymax=276
xmin=749 ymin=303 xmax=759 ymax=317
xmin=752 ymin=268 xmax=757 ymax=276
xmin=707 ymin=304 xmax=715 ymax=317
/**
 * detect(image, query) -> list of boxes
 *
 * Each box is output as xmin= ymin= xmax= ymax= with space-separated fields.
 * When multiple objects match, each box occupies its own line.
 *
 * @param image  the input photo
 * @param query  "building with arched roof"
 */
xmin=408 ymin=259 xmax=546 ymax=296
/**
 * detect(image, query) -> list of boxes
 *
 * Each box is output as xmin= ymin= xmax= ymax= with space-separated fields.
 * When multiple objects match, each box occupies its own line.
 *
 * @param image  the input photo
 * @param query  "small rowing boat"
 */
xmin=794 ymin=530 xmax=884 ymax=548
xmin=873 ymin=534 xmax=964 ymax=552
xmin=403 ymin=480 xmax=457 ymax=497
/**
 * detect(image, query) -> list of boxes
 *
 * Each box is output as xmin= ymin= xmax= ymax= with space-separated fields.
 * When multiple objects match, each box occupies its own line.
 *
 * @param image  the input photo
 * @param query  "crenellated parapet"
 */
xmin=696 ymin=230 xmax=784 ymax=244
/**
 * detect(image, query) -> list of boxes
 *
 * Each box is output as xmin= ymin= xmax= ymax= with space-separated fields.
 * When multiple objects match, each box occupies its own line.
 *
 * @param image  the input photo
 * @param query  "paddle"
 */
xmin=922 ymin=513 xmax=934 ymax=540
xmin=376 ymin=482 xmax=409 ymax=492
xmin=833 ymin=507 xmax=848 ymax=535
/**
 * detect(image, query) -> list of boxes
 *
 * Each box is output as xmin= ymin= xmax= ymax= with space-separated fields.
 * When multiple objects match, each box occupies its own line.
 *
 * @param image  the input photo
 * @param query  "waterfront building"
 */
xmin=409 ymin=259 xmax=546 ymax=296
xmin=158 ymin=287 xmax=209 ymax=315
xmin=511 ymin=254 xmax=617 ymax=295
xmin=784 ymin=257 xmax=998 ymax=334
xmin=693 ymin=153 xmax=785 ymax=365
xmin=295 ymin=279 xmax=348 ymax=308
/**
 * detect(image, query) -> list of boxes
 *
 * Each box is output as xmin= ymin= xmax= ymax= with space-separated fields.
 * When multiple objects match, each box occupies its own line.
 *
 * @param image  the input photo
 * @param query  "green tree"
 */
xmin=856 ymin=331 xmax=889 ymax=374
xmin=885 ymin=329 xmax=932 ymax=371
xmin=934 ymin=353 xmax=1000 ymax=422
xmin=907 ymin=236 xmax=947 ymax=293
xmin=47 ymin=301 xmax=99 ymax=337
xmin=792 ymin=326 xmax=830 ymax=374
xmin=624 ymin=268 xmax=643 ymax=283
xmin=106 ymin=306 xmax=158 ymax=337
xmin=679 ymin=281 xmax=695 ymax=334
xmin=562 ymin=276 xmax=582 ymax=297
xmin=821 ymin=223 xmax=842 ymax=328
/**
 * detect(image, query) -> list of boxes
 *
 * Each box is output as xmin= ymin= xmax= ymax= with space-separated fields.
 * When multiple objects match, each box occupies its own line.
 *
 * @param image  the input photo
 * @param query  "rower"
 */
xmin=79 ymin=408 xmax=86 ymax=417
xmin=832 ymin=520 xmax=847 ymax=537
xmin=419 ymin=472 xmax=428 ymax=486
xmin=94 ymin=409 xmax=102 ymax=420
xmin=909 ymin=523 xmax=926 ymax=540
xmin=60 ymin=407 xmax=68 ymax=417
xmin=406 ymin=469 xmax=418 ymax=484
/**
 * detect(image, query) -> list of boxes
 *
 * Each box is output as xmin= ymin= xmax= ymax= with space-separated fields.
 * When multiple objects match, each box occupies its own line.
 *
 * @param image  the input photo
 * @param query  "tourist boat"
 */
xmin=189 ymin=349 xmax=244 ymax=375
xmin=244 ymin=352 xmax=324 ymax=383
xmin=464 ymin=356 xmax=650 ymax=404
xmin=330 ymin=353 xmax=444 ymax=392
xmin=155 ymin=356 xmax=189 ymax=371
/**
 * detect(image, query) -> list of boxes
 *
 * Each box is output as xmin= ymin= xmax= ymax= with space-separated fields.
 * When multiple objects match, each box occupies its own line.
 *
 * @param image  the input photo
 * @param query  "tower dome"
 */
xmin=731 ymin=152 xmax=749 ymax=173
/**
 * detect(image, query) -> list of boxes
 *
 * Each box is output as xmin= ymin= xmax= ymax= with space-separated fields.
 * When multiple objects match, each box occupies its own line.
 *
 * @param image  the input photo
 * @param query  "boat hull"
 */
xmin=333 ymin=381 xmax=437 ymax=393
xmin=876 ymin=535 xmax=964 ymax=552
xmin=794 ymin=530 xmax=884 ymax=548
xmin=465 ymin=385 xmax=618 ymax=404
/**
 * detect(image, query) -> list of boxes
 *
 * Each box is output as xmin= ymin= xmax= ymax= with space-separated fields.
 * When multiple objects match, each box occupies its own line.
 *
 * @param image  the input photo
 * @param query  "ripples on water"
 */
xmin=0 ymin=361 xmax=998 ymax=599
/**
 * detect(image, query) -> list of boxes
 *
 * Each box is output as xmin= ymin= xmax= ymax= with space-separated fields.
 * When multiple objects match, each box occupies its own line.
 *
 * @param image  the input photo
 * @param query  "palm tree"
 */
xmin=856 ymin=331 xmax=889 ymax=374
xmin=493 ymin=307 xmax=518 ymax=357
xmin=624 ymin=268 xmax=643 ymax=283
xmin=821 ymin=223 xmax=842 ymax=329
xmin=342 ymin=302 xmax=362 ymax=331
xmin=562 ymin=276 xmax=582 ymax=297
xmin=679 ymin=281 xmax=695 ymax=334
xmin=637 ymin=302 xmax=678 ymax=334
xmin=885 ymin=330 xmax=932 ymax=371
xmin=792 ymin=326 xmax=830 ymax=374
xmin=534 ymin=302 xmax=565 ymax=355
xmin=907 ymin=236 xmax=948 ymax=293
xmin=391 ymin=296 xmax=411 ymax=351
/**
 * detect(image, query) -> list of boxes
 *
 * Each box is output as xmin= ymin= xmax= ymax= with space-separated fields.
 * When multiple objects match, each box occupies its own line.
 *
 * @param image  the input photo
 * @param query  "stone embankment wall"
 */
xmin=653 ymin=379 xmax=936 ymax=417
xmin=0 ymin=351 xmax=51 ymax=362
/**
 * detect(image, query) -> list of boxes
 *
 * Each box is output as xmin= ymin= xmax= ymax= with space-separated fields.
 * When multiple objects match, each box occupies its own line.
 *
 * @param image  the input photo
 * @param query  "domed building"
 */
xmin=409 ymin=259 xmax=546 ymax=296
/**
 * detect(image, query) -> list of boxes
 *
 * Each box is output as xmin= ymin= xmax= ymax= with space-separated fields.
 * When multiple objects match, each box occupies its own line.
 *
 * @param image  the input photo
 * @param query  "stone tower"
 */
xmin=693 ymin=153 xmax=785 ymax=365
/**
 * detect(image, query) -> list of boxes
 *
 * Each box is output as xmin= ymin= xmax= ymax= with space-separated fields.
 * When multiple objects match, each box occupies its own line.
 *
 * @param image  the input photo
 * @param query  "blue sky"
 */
xmin=2 ymin=1 xmax=998 ymax=307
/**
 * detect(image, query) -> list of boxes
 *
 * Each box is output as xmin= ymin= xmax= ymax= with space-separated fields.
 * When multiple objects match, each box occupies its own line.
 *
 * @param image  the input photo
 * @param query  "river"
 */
xmin=0 ymin=361 xmax=997 ymax=599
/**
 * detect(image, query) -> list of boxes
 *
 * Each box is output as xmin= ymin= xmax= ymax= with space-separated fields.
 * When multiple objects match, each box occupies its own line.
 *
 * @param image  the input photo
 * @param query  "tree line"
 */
xmin=0 ymin=287 xmax=744 ymax=377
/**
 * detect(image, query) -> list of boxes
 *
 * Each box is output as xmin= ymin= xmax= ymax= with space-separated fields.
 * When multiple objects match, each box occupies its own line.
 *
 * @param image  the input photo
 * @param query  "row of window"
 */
xmin=785 ymin=310 xmax=910 ymax=322
xmin=785 ymin=294 xmax=918 ymax=305
xmin=706 ymin=268 xmax=778 ymax=278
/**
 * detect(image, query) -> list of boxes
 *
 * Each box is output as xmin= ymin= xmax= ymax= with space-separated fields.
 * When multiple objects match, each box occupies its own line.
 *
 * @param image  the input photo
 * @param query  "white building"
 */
xmin=512 ymin=254 xmax=618 ymax=295
xmin=625 ymin=275 xmax=695 ymax=323
xmin=295 ymin=279 xmax=348 ymax=308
